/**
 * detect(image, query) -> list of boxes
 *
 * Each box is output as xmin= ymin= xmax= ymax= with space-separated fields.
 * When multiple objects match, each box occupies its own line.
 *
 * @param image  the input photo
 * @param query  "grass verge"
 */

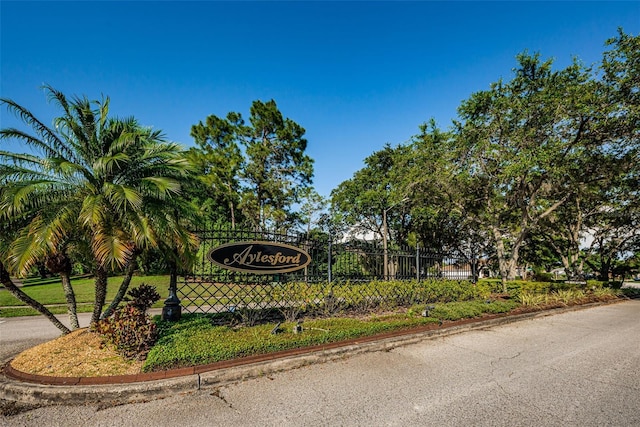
xmin=0 ymin=275 xmax=169 ymax=310
xmin=143 ymin=299 xmax=519 ymax=372
xmin=0 ymin=304 xmax=96 ymax=317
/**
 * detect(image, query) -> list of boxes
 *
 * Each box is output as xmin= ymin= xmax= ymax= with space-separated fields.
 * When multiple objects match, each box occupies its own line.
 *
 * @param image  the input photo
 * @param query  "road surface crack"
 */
xmin=210 ymin=388 xmax=240 ymax=413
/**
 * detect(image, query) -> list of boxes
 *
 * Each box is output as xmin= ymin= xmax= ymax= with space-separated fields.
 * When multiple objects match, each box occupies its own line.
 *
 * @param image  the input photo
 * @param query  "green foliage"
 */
xmin=519 ymin=286 xmax=619 ymax=307
xmin=144 ymin=298 xmax=523 ymax=372
xmin=1 ymin=86 xmax=199 ymax=327
xmin=271 ymin=281 xmax=315 ymax=321
xmin=328 ymin=31 xmax=639 ymax=282
xmin=330 ymin=144 xmax=408 ymax=242
xmin=190 ymin=99 xmax=314 ymax=229
xmin=232 ymin=284 xmax=273 ymax=326
xmin=427 ymin=300 xmax=518 ymax=321
xmin=175 ymin=278 xmax=488 ymax=322
xmin=621 ymin=287 xmax=640 ymax=299
xmin=532 ymin=271 xmax=554 ymax=282
xmin=93 ymin=305 xmax=158 ymax=360
xmin=124 ymin=283 xmax=161 ymax=312
xmin=557 ymin=289 xmax=581 ymax=304
xmin=519 ymin=292 xmax=549 ymax=307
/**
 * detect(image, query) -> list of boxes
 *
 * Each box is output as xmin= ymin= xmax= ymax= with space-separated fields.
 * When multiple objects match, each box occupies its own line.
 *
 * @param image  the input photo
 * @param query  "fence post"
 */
xmin=416 ymin=244 xmax=420 ymax=282
xmin=328 ymin=237 xmax=333 ymax=283
xmin=162 ymin=255 xmax=181 ymax=321
xmin=472 ymin=256 xmax=478 ymax=284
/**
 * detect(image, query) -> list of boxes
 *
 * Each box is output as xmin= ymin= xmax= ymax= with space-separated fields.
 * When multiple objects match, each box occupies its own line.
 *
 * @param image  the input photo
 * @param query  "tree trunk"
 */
xmin=492 ymin=229 xmax=511 ymax=293
xmin=227 ymin=183 xmax=236 ymax=230
xmin=90 ymin=265 xmax=108 ymax=326
xmin=60 ymin=272 xmax=79 ymax=329
xmin=36 ymin=262 xmax=48 ymax=279
xmin=100 ymin=254 xmax=138 ymax=320
xmin=600 ymin=259 xmax=612 ymax=282
xmin=492 ymin=226 xmax=523 ymax=291
xmin=45 ymin=252 xmax=79 ymax=329
xmin=0 ymin=261 xmax=70 ymax=335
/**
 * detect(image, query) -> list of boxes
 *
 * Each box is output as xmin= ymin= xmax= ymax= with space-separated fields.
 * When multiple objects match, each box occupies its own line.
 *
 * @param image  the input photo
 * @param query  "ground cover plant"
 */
xmin=143 ymin=299 xmax=519 ymax=372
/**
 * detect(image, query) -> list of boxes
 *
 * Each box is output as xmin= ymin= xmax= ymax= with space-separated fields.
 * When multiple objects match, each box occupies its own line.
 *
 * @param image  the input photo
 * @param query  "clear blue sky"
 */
xmin=2 ymin=1 xmax=639 ymax=198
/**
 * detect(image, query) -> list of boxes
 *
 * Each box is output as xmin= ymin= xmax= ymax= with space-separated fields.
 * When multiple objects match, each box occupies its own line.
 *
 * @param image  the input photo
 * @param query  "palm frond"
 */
xmin=47 ymin=156 xmax=90 ymax=178
xmin=0 ymin=163 xmax=51 ymax=185
xmin=4 ymin=87 xmax=200 ymax=278
xmin=7 ymin=211 xmax=69 ymax=275
xmin=0 ymin=128 xmax=67 ymax=161
xmin=0 ymin=179 xmax=75 ymax=219
xmin=91 ymin=226 xmax=133 ymax=269
xmin=126 ymin=214 xmax=157 ymax=250
xmin=140 ymin=176 xmax=182 ymax=199
xmin=93 ymin=152 xmax=131 ymax=178
xmin=0 ymin=149 xmax=50 ymax=167
xmin=102 ymin=182 xmax=143 ymax=212
xmin=97 ymin=96 xmax=110 ymax=132
xmin=9 ymin=229 xmax=46 ymax=275
xmin=79 ymin=194 xmax=107 ymax=228
xmin=0 ymin=97 xmax=65 ymax=149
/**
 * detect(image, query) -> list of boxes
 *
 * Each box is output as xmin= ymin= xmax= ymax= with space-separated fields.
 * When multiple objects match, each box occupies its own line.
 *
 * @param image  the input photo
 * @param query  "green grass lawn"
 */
xmin=0 ymin=275 xmax=170 ymax=317
xmin=143 ymin=299 xmax=520 ymax=372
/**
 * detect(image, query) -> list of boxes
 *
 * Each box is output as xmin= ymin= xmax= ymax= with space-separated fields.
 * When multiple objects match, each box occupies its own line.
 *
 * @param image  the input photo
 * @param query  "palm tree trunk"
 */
xmin=100 ymin=254 xmax=138 ymax=320
xmin=44 ymin=252 xmax=79 ymax=330
xmin=60 ymin=272 xmax=80 ymax=329
xmin=91 ymin=265 xmax=108 ymax=326
xmin=0 ymin=261 xmax=70 ymax=335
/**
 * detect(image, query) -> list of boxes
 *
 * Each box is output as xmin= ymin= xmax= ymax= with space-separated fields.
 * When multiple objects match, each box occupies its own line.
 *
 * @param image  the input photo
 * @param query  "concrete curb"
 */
xmin=0 ymin=301 xmax=623 ymax=406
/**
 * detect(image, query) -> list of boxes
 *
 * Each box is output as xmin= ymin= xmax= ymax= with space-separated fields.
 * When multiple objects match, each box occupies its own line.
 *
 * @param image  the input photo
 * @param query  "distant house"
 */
xmin=440 ymin=263 xmax=493 ymax=280
xmin=441 ymin=265 xmax=472 ymax=280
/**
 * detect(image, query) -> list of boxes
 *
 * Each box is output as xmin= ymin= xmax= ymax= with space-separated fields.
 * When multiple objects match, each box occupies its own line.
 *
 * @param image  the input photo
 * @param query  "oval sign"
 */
xmin=207 ymin=241 xmax=311 ymax=274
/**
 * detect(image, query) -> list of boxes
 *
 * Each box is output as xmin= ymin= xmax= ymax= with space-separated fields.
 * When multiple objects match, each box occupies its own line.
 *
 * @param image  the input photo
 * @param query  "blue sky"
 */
xmin=1 ymin=1 xmax=639 ymax=198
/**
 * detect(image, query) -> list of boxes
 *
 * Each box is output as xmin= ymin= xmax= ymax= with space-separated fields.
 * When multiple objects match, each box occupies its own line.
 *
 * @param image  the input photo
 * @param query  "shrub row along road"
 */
xmin=2 ymin=300 xmax=640 ymax=426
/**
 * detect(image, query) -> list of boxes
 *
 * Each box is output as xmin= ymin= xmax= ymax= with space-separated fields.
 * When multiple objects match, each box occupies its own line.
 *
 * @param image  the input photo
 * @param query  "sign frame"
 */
xmin=206 ymin=240 xmax=312 ymax=274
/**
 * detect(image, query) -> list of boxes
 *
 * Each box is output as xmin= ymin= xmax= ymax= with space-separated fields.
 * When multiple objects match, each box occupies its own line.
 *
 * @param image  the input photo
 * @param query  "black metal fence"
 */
xmin=179 ymin=227 xmax=476 ymax=315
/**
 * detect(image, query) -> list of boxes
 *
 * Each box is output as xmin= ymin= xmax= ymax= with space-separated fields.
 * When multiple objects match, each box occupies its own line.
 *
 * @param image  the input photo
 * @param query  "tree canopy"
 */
xmin=190 ymin=100 xmax=314 ymax=230
xmin=1 ymin=86 xmax=199 ymax=329
xmin=330 ymin=30 xmax=640 ymax=285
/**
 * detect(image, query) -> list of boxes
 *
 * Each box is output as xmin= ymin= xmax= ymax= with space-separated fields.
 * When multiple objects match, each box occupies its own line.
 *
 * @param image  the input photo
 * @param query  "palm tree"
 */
xmin=100 ymin=201 xmax=200 ymax=320
xmin=1 ymin=86 xmax=198 ymax=327
xmin=0 ymin=220 xmax=71 ymax=334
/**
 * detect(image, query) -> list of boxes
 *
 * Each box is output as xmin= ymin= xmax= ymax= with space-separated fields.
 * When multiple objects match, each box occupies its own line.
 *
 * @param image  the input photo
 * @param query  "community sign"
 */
xmin=207 ymin=241 xmax=311 ymax=274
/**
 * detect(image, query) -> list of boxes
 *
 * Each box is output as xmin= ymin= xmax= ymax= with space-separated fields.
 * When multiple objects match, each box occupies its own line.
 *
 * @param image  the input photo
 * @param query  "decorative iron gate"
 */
xmin=179 ymin=227 xmax=476 ymax=314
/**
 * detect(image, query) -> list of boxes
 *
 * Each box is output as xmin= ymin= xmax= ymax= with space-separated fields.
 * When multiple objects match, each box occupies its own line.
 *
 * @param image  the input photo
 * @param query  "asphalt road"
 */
xmin=2 ymin=299 xmax=639 ymax=426
xmin=0 ymin=310 xmax=162 ymax=364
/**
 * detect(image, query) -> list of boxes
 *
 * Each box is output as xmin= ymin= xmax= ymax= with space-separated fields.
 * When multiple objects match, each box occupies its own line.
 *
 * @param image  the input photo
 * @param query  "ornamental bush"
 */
xmin=93 ymin=284 xmax=160 ymax=360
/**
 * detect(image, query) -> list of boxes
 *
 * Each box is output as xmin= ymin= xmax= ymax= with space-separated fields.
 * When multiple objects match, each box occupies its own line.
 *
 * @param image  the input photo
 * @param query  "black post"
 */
xmin=471 ymin=254 xmax=478 ymax=284
xmin=162 ymin=258 xmax=181 ymax=321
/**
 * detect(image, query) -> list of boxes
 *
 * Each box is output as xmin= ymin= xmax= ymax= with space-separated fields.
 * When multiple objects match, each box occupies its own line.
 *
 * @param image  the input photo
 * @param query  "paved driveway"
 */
xmin=2 ymin=300 xmax=639 ymax=426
